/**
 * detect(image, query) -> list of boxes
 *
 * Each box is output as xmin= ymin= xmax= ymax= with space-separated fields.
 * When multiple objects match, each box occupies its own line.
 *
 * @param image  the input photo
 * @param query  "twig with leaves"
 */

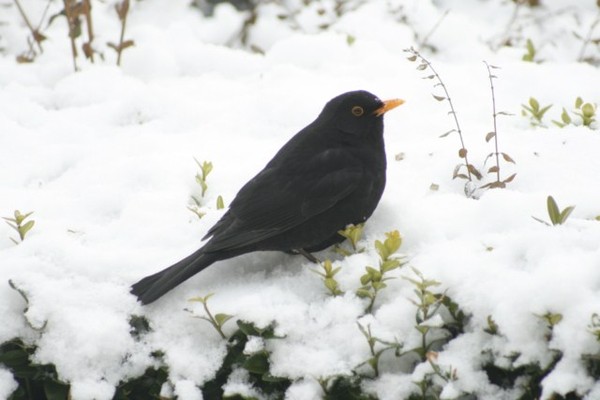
xmin=188 ymin=293 xmax=233 ymax=339
xmin=13 ymin=0 xmax=51 ymax=63
xmin=357 ymin=230 xmax=404 ymax=313
xmin=108 ymin=0 xmax=134 ymax=66
xmin=356 ymin=322 xmax=403 ymax=378
xmin=3 ymin=210 xmax=35 ymax=244
xmin=481 ymin=62 xmax=516 ymax=190
xmin=404 ymin=47 xmax=481 ymax=196
xmin=13 ymin=0 xmax=47 ymax=53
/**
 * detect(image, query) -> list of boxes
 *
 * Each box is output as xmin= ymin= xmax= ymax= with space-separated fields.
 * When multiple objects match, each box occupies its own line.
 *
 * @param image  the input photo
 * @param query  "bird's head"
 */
xmin=319 ymin=90 xmax=404 ymax=138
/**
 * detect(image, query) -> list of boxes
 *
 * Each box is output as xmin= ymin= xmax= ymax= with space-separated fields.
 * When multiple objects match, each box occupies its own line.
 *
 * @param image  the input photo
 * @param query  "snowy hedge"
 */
xmin=1 ymin=0 xmax=600 ymax=399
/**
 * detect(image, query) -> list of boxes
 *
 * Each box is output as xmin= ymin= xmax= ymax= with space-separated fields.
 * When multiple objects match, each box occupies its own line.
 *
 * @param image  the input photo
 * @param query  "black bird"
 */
xmin=131 ymin=90 xmax=403 ymax=304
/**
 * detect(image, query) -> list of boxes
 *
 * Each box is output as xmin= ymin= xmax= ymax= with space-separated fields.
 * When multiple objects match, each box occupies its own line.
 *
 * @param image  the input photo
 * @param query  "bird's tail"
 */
xmin=131 ymin=250 xmax=220 ymax=305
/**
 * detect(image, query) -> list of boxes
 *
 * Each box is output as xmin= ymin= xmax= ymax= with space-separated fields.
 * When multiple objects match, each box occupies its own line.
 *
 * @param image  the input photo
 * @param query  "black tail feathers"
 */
xmin=131 ymin=250 xmax=219 ymax=305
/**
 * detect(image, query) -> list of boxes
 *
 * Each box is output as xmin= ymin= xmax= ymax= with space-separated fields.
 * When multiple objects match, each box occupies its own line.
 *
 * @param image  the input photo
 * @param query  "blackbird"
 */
xmin=131 ymin=90 xmax=403 ymax=304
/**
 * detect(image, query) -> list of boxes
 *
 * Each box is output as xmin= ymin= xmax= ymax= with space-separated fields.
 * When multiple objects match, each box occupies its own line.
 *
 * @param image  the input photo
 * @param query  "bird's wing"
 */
xmin=201 ymin=149 xmax=363 ymax=252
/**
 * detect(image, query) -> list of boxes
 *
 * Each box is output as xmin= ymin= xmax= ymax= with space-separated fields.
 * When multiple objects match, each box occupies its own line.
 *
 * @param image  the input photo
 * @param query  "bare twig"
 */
xmin=482 ymin=62 xmax=516 ymax=190
xmin=62 ymin=0 xmax=78 ymax=71
xmin=13 ymin=0 xmax=46 ymax=53
xmin=108 ymin=0 xmax=134 ymax=66
xmin=82 ymin=0 xmax=95 ymax=62
xmin=485 ymin=61 xmax=501 ymax=184
xmin=577 ymin=10 xmax=600 ymax=62
xmin=418 ymin=9 xmax=449 ymax=50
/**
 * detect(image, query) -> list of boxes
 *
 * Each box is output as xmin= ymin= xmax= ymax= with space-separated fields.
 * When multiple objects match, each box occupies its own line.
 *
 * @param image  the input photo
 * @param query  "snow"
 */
xmin=1 ymin=0 xmax=600 ymax=399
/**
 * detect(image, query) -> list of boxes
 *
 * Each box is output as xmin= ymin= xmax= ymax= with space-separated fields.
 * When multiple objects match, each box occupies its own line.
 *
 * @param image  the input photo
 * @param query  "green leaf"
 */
xmin=384 ymin=230 xmax=402 ymax=254
xmin=214 ymin=313 xmax=233 ymax=327
xmin=44 ymin=380 xmax=70 ymax=400
xmin=216 ymin=195 xmax=225 ymax=210
xmin=547 ymin=196 xmax=561 ymax=225
xmin=189 ymin=293 xmax=214 ymax=304
xmin=561 ymin=108 xmax=571 ymax=124
xmin=324 ymin=278 xmax=339 ymax=293
xmin=529 ymin=97 xmax=539 ymax=111
xmin=375 ymin=240 xmax=388 ymax=261
xmin=356 ymin=288 xmax=373 ymax=299
xmin=575 ymin=97 xmax=584 ymax=109
xmin=20 ymin=220 xmax=35 ymax=237
xmin=559 ymin=206 xmax=575 ymax=223
xmin=582 ymin=103 xmax=595 ymax=118
xmin=381 ymin=259 xmax=400 ymax=273
xmin=243 ymin=351 xmax=269 ymax=375
xmin=538 ymin=104 xmax=552 ymax=119
xmin=360 ymin=274 xmax=372 ymax=285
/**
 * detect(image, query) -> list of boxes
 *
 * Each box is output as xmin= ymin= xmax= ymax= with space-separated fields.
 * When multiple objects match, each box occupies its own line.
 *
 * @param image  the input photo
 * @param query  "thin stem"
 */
xmin=484 ymin=61 xmax=501 ymax=183
xmin=116 ymin=0 xmax=130 ymax=66
xmin=202 ymin=301 xmax=226 ymax=339
xmin=62 ymin=0 xmax=78 ymax=72
xmin=406 ymin=47 xmax=472 ymax=181
xmin=496 ymin=0 xmax=523 ymax=49
xmin=83 ymin=0 xmax=95 ymax=63
xmin=578 ymin=10 xmax=600 ymax=62
xmin=418 ymin=9 xmax=449 ymax=49
xmin=13 ymin=0 xmax=43 ymax=53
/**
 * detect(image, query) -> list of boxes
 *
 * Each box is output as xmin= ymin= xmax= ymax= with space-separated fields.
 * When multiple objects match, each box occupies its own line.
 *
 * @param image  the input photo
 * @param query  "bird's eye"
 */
xmin=351 ymin=106 xmax=364 ymax=117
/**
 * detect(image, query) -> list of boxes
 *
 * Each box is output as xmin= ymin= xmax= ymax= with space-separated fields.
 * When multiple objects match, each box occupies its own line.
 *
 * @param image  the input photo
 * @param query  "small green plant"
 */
xmin=3 ymin=210 xmax=35 ymax=244
xmin=194 ymin=158 xmax=213 ymax=198
xmin=481 ymin=61 xmax=517 ymax=190
xmin=484 ymin=315 xmax=500 ymax=335
xmin=188 ymin=293 xmax=233 ymax=339
xmin=411 ymin=352 xmax=459 ymax=400
xmin=535 ymin=311 xmax=563 ymax=341
xmin=335 ymin=223 xmax=364 ymax=256
xmin=533 ymin=195 xmax=575 ymax=226
xmin=404 ymin=268 xmax=449 ymax=361
xmin=573 ymin=97 xmax=597 ymax=128
xmin=521 ymin=97 xmax=552 ymax=127
xmin=188 ymin=159 xmax=215 ymax=219
xmin=313 ymin=259 xmax=343 ymax=296
xmin=522 ymin=38 xmax=537 ymax=62
xmin=356 ymin=322 xmax=403 ymax=378
xmin=357 ymin=230 xmax=404 ymax=313
xmin=553 ymin=97 xmax=598 ymax=128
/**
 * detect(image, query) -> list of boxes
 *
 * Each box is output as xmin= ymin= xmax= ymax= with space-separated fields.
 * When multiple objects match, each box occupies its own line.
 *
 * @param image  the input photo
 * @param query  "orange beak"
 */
xmin=374 ymin=98 xmax=405 ymax=116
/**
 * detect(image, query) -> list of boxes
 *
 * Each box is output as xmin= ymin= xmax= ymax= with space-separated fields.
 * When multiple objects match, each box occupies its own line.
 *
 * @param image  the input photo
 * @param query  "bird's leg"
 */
xmin=296 ymin=248 xmax=320 ymax=264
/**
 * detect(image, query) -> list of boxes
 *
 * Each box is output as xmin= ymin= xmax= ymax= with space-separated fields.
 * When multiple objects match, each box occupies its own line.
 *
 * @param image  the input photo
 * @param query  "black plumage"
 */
xmin=131 ymin=90 xmax=403 ymax=304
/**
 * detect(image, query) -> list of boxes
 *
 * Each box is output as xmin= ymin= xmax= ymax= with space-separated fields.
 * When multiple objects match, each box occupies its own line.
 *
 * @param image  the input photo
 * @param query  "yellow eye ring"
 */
xmin=351 ymin=106 xmax=364 ymax=116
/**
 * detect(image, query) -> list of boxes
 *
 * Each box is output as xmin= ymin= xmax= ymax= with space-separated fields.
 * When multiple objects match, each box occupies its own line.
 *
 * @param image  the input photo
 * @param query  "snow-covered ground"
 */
xmin=1 ymin=0 xmax=600 ymax=399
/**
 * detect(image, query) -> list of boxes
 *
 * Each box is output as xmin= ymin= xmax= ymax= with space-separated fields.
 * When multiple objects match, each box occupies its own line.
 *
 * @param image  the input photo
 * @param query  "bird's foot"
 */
xmin=295 ymin=248 xmax=320 ymax=264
